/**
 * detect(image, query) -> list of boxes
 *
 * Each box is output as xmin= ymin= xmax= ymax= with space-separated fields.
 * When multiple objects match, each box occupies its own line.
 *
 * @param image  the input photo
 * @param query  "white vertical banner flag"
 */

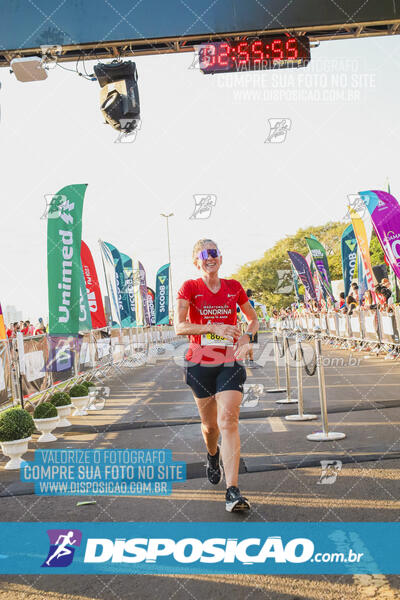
xmin=99 ymin=239 xmax=121 ymax=327
xmin=132 ymin=258 xmax=144 ymax=327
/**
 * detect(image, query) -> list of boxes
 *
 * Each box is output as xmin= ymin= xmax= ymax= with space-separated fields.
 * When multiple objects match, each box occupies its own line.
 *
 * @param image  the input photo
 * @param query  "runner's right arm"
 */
xmin=175 ymin=299 xmax=241 ymax=341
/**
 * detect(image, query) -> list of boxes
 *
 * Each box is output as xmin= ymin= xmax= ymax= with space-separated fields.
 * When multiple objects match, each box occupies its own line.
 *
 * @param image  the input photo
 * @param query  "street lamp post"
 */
xmin=160 ymin=213 xmax=174 ymax=317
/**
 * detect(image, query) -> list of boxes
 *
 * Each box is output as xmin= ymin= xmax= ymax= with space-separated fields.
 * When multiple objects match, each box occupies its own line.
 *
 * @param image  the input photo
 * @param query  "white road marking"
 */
xmin=268 ymin=417 xmax=287 ymax=432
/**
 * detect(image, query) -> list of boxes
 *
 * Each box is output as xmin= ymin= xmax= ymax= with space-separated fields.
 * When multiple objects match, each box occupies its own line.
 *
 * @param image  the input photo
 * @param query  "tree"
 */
xmin=369 ymin=231 xmax=385 ymax=266
xmin=231 ymin=220 xmax=383 ymax=310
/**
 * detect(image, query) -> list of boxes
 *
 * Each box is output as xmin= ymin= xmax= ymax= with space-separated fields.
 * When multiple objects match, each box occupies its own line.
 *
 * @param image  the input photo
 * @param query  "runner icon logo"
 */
xmin=274 ymin=269 xmax=294 ymax=294
xmin=189 ymin=195 xmax=217 ymax=219
xmin=188 ymin=51 xmax=201 ymax=70
xmin=317 ymin=460 xmax=342 ymax=485
xmin=242 ymin=384 xmax=264 ymax=407
xmin=114 ymin=118 xmax=142 ymax=143
xmin=344 ymin=194 xmax=369 ymax=220
xmin=265 ymin=118 xmax=291 ymax=143
xmin=42 ymin=529 xmax=82 ymax=567
xmin=41 ymin=194 xmax=68 ymax=220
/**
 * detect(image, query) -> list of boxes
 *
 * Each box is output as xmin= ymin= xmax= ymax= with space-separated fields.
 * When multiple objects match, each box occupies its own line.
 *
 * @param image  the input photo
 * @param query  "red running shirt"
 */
xmin=177 ymin=278 xmax=248 ymax=365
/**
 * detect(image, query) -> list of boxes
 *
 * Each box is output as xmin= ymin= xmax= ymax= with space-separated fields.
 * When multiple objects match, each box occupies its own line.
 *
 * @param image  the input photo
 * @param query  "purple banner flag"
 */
xmin=360 ymin=189 xmax=400 ymax=281
xmin=287 ymin=251 xmax=317 ymax=301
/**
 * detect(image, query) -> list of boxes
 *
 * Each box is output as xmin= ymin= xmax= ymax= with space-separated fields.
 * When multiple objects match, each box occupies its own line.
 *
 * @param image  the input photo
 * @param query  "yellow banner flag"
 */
xmin=348 ymin=206 xmax=376 ymax=292
xmin=0 ymin=302 xmax=6 ymax=340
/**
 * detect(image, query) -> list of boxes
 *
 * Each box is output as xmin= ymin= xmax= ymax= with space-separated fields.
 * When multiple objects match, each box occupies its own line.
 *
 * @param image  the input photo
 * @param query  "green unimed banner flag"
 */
xmin=47 ymin=184 xmax=87 ymax=335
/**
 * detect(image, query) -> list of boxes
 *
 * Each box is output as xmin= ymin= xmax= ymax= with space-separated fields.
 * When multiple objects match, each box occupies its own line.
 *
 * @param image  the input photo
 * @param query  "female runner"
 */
xmin=175 ymin=239 xmax=259 ymax=512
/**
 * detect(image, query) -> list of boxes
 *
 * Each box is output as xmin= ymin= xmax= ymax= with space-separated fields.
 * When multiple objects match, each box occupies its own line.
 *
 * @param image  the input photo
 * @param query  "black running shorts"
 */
xmin=184 ymin=361 xmax=247 ymax=398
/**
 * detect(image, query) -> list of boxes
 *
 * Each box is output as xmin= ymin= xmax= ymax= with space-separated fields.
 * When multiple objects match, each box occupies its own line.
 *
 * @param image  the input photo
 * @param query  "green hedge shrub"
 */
xmin=69 ymin=384 xmax=89 ymax=398
xmin=49 ymin=392 xmax=71 ymax=407
xmin=33 ymin=402 xmax=58 ymax=419
xmin=0 ymin=408 xmax=35 ymax=442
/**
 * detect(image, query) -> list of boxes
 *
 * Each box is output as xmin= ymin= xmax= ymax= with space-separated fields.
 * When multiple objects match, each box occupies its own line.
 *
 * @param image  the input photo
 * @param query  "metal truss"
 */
xmin=1 ymin=19 xmax=400 ymax=67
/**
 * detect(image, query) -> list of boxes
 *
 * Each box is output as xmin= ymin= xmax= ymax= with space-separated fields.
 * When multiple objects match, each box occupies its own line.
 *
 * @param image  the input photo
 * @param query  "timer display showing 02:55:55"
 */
xmin=198 ymin=36 xmax=310 ymax=74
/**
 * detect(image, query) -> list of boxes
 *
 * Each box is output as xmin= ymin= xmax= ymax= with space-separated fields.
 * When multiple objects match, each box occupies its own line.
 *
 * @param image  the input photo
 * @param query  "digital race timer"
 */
xmin=199 ymin=35 xmax=310 ymax=74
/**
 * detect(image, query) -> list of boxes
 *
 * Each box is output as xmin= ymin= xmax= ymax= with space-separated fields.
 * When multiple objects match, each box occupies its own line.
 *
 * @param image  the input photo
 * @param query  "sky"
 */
xmin=1 ymin=33 xmax=400 ymax=322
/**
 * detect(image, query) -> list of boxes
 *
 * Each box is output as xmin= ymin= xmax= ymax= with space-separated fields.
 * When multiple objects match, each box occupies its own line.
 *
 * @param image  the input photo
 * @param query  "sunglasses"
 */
xmin=197 ymin=248 xmax=221 ymax=260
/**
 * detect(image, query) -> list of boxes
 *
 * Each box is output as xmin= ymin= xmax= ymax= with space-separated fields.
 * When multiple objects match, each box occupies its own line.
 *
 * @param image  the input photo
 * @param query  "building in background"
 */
xmin=4 ymin=305 xmax=22 ymax=324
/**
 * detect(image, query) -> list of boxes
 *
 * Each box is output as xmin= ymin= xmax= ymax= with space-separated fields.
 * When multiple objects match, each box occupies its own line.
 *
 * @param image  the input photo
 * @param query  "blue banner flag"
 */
xmin=104 ymin=242 xmax=133 ymax=327
xmin=341 ymin=224 xmax=358 ymax=297
xmin=155 ymin=263 xmax=170 ymax=325
xmin=120 ymin=253 xmax=136 ymax=326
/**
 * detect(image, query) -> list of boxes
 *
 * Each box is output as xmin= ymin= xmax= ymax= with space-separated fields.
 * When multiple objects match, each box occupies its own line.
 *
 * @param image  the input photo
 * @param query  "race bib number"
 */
xmin=201 ymin=333 xmax=233 ymax=346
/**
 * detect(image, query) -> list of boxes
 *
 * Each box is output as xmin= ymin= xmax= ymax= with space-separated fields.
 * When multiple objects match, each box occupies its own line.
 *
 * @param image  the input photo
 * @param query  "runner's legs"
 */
xmin=215 ymin=390 xmax=242 ymax=488
xmin=194 ymin=395 xmax=219 ymax=456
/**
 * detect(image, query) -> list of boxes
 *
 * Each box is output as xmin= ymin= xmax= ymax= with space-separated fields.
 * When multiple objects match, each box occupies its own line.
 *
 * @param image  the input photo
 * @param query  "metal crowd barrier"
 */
xmin=267 ymin=323 xmax=344 ymax=440
xmin=281 ymin=308 xmax=400 ymax=356
xmin=1 ymin=325 xmax=179 ymax=410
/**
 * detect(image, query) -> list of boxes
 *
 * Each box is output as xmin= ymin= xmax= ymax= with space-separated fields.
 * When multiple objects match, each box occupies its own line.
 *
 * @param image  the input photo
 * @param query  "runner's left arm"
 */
xmin=234 ymin=300 xmax=259 ymax=360
xmin=237 ymin=300 xmax=259 ymax=343
xmin=239 ymin=300 xmax=259 ymax=336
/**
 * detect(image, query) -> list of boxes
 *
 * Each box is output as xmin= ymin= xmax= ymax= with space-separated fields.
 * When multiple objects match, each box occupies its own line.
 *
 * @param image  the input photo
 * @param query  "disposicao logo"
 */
xmin=82 ymin=536 xmax=315 ymax=564
xmin=39 ymin=531 xmax=366 ymax=570
xmin=42 ymin=529 xmax=82 ymax=567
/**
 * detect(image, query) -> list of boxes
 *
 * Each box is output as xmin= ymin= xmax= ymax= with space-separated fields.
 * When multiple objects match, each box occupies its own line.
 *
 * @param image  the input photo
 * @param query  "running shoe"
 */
xmin=225 ymin=486 xmax=251 ymax=512
xmin=249 ymin=360 xmax=261 ymax=368
xmin=206 ymin=446 xmax=222 ymax=485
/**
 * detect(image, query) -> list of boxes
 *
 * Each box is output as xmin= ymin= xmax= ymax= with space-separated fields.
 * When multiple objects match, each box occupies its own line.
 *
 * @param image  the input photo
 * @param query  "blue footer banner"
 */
xmin=0 ymin=522 xmax=398 ymax=574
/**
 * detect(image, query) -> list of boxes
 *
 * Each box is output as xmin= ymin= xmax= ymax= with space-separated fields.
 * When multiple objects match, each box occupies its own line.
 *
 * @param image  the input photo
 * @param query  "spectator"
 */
xmin=8 ymin=322 xmax=20 ymax=338
xmin=26 ymin=320 xmax=35 ymax=336
xmin=377 ymin=281 xmax=393 ymax=304
xmin=35 ymin=322 xmax=46 ymax=335
xmin=245 ymin=289 xmax=258 ymax=366
xmin=351 ymin=282 xmax=359 ymax=303
xmin=38 ymin=318 xmax=47 ymax=333
xmin=363 ymin=290 xmax=376 ymax=310
xmin=375 ymin=284 xmax=388 ymax=310
xmin=346 ymin=295 xmax=358 ymax=315
xmin=337 ymin=292 xmax=345 ymax=310
xmin=21 ymin=321 xmax=29 ymax=336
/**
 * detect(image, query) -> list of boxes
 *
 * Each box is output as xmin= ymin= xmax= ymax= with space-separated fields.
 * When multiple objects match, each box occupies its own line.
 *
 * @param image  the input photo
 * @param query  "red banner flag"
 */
xmin=81 ymin=241 xmax=107 ymax=329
